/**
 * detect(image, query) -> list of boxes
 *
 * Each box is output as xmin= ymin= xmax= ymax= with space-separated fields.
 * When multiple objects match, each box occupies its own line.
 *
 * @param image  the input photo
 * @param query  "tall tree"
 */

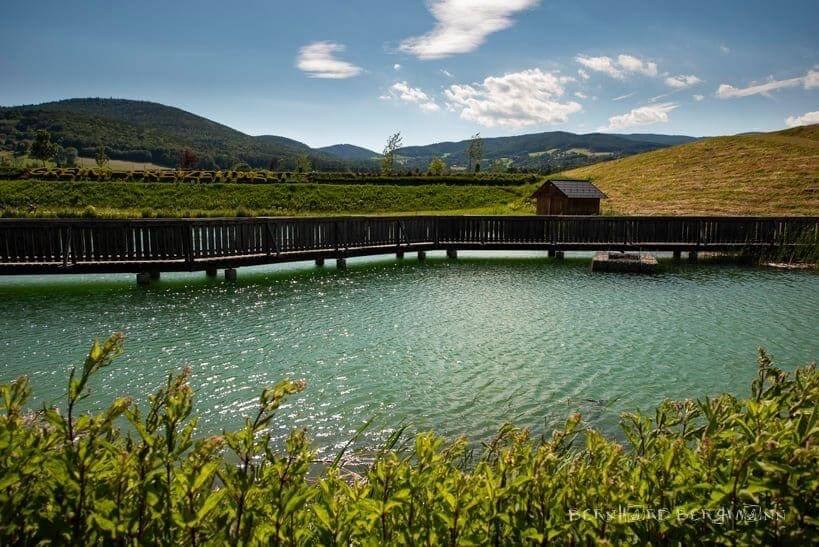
xmin=296 ymin=153 xmax=312 ymax=173
xmin=95 ymin=142 xmax=109 ymax=169
xmin=427 ymin=157 xmax=446 ymax=175
xmin=30 ymin=130 xmax=56 ymax=167
xmin=381 ymin=132 xmax=403 ymax=175
xmin=467 ymin=132 xmax=483 ymax=173
xmin=178 ymin=149 xmax=198 ymax=170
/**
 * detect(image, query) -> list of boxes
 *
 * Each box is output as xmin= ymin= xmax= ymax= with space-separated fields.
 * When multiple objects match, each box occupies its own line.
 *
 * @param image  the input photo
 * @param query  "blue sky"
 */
xmin=1 ymin=0 xmax=817 ymax=150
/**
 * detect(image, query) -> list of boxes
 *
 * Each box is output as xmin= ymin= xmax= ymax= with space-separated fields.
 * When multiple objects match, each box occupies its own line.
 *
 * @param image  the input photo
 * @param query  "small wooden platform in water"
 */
xmin=591 ymin=251 xmax=658 ymax=273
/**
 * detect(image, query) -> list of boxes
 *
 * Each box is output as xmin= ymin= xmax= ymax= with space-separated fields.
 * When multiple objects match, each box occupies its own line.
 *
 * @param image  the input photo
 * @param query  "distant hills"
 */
xmin=559 ymin=125 xmax=819 ymax=216
xmin=396 ymin=131 xmax=697 ymax=172
xmin=1 ymin=98 xmax=694 ymax=172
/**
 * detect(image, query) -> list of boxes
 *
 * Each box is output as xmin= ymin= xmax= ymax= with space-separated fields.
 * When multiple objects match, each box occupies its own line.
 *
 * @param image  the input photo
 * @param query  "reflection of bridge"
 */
xmin=1 ymin=216 xmax=816 ymax=280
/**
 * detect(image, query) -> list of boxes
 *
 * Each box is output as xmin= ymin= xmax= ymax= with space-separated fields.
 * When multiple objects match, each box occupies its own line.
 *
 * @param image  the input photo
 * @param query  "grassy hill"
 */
xmin=0 ymin=99 xmax=349 ymax=171
xmin=317 ymin=144 xmax=381 ymax=161
xmin=559 ymin=126 xmax=819 ymax=216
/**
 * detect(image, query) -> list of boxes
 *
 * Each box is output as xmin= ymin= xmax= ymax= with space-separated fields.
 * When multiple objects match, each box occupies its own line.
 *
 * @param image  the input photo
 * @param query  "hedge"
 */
xmin=0 ymin=334 xmax=816 ymax=544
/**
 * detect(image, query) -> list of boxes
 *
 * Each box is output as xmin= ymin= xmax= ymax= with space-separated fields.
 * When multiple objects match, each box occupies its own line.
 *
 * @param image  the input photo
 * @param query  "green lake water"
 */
xmin=1 ymin=252 xmax=817 ymax=457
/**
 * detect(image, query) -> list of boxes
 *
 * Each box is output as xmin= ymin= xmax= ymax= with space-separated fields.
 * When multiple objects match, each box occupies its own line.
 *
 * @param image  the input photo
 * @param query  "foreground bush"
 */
xmin=0 ymin=334 xmax=816 ymax=544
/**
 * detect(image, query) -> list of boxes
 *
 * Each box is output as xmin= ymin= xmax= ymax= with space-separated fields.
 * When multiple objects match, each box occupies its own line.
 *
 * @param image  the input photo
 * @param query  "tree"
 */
xmin=52 ymin=145 xmax=67 ymax=167
xmin=489 ymin=159 xmax=507 ymax=173
xmin=381 ymin=132 xmax=403 ymax=175
xmin=95 ymin=143 xmax=109 ymax=169
xmin=428 ymin=157 xmax=446 ymax=175
xmin=467 ymin=132 xmax=483 ymax=173
xmin=178 ymin=149 xmax=198 ymax=170
xmin=14 ymin=141 xmax=30 ymax=158
xmin=30 ymin=130 xmax=56 ymax=167
xmin=296 ymin=154 xmax=312 ymax=173
xmin=64 ymin=147 xmax=78 ymax=167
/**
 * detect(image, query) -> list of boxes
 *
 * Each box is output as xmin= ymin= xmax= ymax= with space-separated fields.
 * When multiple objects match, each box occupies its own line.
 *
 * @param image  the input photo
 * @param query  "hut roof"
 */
xmin=530 ymin=179 xmax=607 ymax=199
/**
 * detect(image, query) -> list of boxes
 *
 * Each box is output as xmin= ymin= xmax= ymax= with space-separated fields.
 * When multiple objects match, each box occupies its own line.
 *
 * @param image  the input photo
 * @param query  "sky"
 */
xmin=1 ymin=0 xmax=818 ymax=150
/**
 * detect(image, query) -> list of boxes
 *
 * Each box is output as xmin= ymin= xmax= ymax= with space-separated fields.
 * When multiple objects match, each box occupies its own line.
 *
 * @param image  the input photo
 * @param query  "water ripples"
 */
xmin=1 ymin=253 xmax=817 ymax=457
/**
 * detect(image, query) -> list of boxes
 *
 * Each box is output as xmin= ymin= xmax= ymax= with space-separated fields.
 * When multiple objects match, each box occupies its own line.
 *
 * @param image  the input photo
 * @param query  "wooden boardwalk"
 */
xmin=0 ymin=216 xmax=816 ymax=276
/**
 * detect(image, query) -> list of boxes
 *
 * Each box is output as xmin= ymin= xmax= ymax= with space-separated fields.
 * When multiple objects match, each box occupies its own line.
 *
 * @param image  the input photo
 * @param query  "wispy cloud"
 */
xmin=602 ymin=102 xmax=678 ymax=130
xmin=574 ymin=91 xmax=588 ymax=99
xmin=577 ymin=68 xmax=590 ymax=80
xmin=716 ymin=68 xmax=818 ymax=98
xmin=393 ymin=63 xmax=401 ymax=71
xmin=693 ymin=94 xmax=704 ymax=102
xmin=443 ymin=68 xmax=581 ymax=127
xmin=612 ymin=92 xmax=636 ymax=101
xmin=399 ymin=0 xmax=539 ymax=59
xmin=380 ymin=81 xmax=440 ymax=112
xmin=665 ymin=74 xmax=702 ymax=88
xmin=576 ymin=53 xmax=657 ymax=79
xmin=440 ymin=68 xmax=454 ymax=78
xmin=785 ymin=110 xmax=819 ymax=127
xmin=296 ymin=42 xmax=362 ymax=79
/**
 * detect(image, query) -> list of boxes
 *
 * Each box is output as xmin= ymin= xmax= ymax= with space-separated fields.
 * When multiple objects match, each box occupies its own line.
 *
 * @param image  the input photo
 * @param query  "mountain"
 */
xmin=0 ymin=98 xmax=694 ymax=173
xmin=0 ymin=98 xmax=345 ymax=170
xmin=557 ymin=125 xmax=819 ymax=216
xmin=395 ymin=131 xmax=697 ymax=172
xmin=316 ymin=144 xmax=381 ymax=161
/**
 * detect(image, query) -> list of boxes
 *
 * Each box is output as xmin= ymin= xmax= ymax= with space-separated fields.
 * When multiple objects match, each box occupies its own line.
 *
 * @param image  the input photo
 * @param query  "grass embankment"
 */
xmin=560 ymin=126 xmax=819 ymax=216
xmin=0 ymin=180 xmax=536 ymax=218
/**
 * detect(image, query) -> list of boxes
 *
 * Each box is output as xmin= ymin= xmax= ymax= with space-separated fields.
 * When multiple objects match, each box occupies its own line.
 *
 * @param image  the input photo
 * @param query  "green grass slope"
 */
xmin=0 ymin=180 xmax=532 ymax=218
xmin=560 ymin=125 xmax=819 ymax=216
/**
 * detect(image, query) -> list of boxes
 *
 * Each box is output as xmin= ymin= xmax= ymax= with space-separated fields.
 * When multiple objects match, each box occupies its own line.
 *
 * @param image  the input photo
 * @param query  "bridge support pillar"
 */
xmin=136 ymin=272 xmax=151 ymax=286
xmin=315 ymin=258 xmax=325 ymax=267
xmin=336 ymin=257 xmax=347 ymax=270
xmin=550 ymin=250 xmax=564 ymax=260
xmin=149 ymin=271 xmax=160 ymax=281
xmin=688 ymin=251 xmax=698 ymax=263
xmin=396 ymin=250 xmax=405 ymax=259
xmin=672 ymin=250 xmax=682 ymax=262
xmin=446 ymin=248 xmax=458 ymax=260
xmin=205 ymin=268 xmax=217 ymax=278
xmin=417 ymin=251 xmax=427 ymax=261
xmin=548 ymin=249 xmax=556 ymax=258
xmin=225 ymin=268 xmax=237 ymax=281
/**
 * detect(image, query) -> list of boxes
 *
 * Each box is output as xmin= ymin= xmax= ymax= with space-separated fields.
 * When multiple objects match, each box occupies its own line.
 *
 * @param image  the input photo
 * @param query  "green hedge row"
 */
xmin=0 ymin=335 xmax=816 ymax=544
xmin=0 ymin=179 xmax=531 ymax=217
xmin=1 ymin=168 xmax=538 ymax=186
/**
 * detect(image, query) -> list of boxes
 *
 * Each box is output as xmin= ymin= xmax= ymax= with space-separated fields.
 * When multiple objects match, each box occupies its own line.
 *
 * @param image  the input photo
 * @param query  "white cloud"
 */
xmin=693 ymin=94 xmax=704 ymax=102
xmin=720 ymin=44 xmax=730 ymax=54
xmin=785 ymin=110 xmax=819 ymax=127
xmin=578 ymin=68 xmax=590 ymax=80
xmin=382 ymin=81 xmax=440 ymax=112
xmin=576 ymin=55 xmax=624 ymax=79
xmin=443 ymin=68 xmax=581 ymax=127
xmin=393 ymin=63 xmax=401 ymax=71
xmin=575 ymin=53 xmax=657 ymax=79
xmin=296 ymin=42 xmax=362 ymax=79
xmin=612 ymin=92 xmax=636 ymax=101
xmin=440 ymin=68 xmax=454 ymax=78
xmin=399 ymin=0 xmax=539 ymax=59
xmin=665 ymin=74 xmax=702 ymax=88
xmin=716 ymin=68 xmax=818 ymax=98
xmin=574 ymin=91 xmax=588 ymax=99
xmin=603 ymin=102 xmax=678 ymax=130
xmin=617 ymin=54 xmax=658 ymax=77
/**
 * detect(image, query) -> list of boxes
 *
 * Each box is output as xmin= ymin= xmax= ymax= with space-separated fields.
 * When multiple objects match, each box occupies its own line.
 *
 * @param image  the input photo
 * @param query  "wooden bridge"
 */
xmin=1 ymin=216 xmax=816 ymax=280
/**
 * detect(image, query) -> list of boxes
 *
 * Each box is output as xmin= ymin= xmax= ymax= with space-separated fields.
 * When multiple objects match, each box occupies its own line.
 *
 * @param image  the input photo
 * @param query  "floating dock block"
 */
xmin=591 ymin=251 xmax=658 ymax=273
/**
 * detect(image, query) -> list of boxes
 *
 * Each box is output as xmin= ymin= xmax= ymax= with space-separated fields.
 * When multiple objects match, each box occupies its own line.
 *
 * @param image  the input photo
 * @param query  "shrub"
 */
xmin=0 ymin=336 xmax=817 ymax=544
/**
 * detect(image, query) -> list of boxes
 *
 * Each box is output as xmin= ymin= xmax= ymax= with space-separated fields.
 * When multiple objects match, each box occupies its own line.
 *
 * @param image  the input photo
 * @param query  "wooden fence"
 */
xmin=1 ymin=216 xmax=816 ymax=274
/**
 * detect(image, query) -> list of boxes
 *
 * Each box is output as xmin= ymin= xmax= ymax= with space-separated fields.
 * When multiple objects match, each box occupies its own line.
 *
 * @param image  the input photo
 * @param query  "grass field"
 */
xmin=0 ymin=180 xmax=535 ymax=218
xmin=559 ymin=126 xmax=819 ymax=216
xmin=74 ymin=157 xmax=165 ymax=170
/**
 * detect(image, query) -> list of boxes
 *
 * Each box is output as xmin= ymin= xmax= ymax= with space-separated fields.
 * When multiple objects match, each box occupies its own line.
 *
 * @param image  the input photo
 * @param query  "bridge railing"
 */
xmin=1 ymin=216 xmax=817 ymax=267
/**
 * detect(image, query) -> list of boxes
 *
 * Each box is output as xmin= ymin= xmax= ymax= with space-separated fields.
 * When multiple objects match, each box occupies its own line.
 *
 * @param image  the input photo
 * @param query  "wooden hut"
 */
xmin=530 ymin=179 xmax=606 ymax=215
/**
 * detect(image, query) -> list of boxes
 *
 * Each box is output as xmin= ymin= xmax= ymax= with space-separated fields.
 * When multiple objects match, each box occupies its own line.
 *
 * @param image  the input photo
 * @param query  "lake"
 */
xmin=1 ymin=252 xmax=817 ymax=458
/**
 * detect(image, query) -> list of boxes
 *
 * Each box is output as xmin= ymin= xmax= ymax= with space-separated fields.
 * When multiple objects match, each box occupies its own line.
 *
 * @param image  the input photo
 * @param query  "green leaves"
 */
xmin=0 ymin=338 xmax=817 ymax=544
